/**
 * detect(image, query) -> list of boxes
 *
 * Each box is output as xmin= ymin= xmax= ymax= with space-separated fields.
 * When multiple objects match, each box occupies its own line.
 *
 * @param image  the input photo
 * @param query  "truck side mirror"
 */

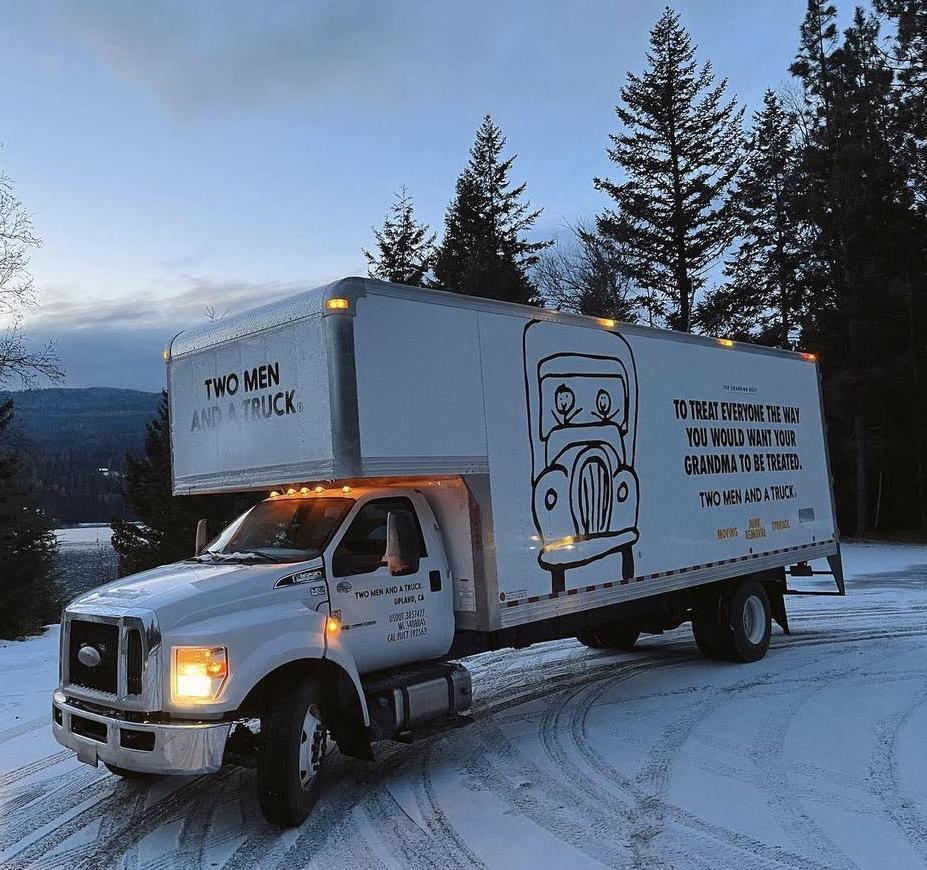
xmin=194 ymin=518 xmax=209 ymax=556
xmin=383 ymin=510 xmax=420 ymax=576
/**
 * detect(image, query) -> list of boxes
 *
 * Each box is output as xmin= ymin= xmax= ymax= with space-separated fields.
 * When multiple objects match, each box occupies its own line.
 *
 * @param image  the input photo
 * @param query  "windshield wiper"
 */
xmin=194 ymin=550 xmax=280 ymax=563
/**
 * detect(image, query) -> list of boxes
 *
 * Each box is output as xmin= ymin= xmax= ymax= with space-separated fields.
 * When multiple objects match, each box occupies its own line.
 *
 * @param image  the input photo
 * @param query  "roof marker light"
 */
xmin=803 ymin=352 xmax=817 ymax=362
xmin=342 ymin=485 xmax=352 ymax=493
xmin=598 ymin=318 xmax=616 ymax=329
xmin=286 ymin=488 xmax=296 ymax=495
xmin=718 ymin=338 xmax=735 ymax=347
xmin=300 ymin=487 xmax=310 ymax=494
xmin=314 ymin=486 xmax=324 ymax=493
xmin=326 ymin=298 xmax=350 ymax=311
xmin=269 ymin=491 xmax=280 ymax=498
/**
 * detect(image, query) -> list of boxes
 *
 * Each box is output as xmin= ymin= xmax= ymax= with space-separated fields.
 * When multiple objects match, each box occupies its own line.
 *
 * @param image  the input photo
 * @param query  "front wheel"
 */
xmin=257 ymin=674 xmax=328 ymax=827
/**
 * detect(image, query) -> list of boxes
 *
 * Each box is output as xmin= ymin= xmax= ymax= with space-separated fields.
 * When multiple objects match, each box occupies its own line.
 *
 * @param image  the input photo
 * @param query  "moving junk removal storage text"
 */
xmin=190 ymin=362 xmax=300 ymax=431
xmin=672 ymin=398 xmax=804 ymax=530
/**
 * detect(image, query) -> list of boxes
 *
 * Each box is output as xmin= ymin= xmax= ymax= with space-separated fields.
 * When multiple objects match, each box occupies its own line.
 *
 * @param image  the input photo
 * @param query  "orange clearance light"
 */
xmin=162 ymin=348 xmax=170 ymax=362
xmin=269 ymin=490 xmax=280 ymax=498
xmin=300 ymin=487 xmax=309 ymax=494
xmin=326 ymin=298 xmax=350 ymax=311
xmin=314 ymin=485 xmax=324 ymax=493
xmin=341 ymin=485 xmax=351 ymax=493
xmin=803 ymin=352 xmax=817 ymax=362
xmin=718 ymin=338 xmax=735 ymax=348
xmin=598 ymin=317 xmax=616 ymax=329
xmin=286 ymin=487 xmax=297 ymax=495
xmin=326 ymin=616 xmax=341 ymax=633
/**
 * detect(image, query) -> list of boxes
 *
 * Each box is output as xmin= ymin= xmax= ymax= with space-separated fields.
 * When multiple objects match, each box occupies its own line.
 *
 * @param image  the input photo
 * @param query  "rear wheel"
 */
xmin=725 ymin=579 xmax=771 ymax=663
xmin=692 ymin=578 xmax=771 ymax=663
xmin=257 ymin=674 xmax=328 ymax=827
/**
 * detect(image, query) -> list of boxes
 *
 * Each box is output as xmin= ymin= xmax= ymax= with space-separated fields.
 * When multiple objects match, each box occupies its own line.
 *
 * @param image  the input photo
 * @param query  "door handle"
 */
xmin=429 ymin=570 xmax=442 ymax=592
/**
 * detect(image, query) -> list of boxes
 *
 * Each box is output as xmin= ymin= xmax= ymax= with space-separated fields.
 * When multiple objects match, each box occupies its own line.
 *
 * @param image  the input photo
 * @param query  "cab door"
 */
xmin=326 ymin=494 xmax=453 ymax=673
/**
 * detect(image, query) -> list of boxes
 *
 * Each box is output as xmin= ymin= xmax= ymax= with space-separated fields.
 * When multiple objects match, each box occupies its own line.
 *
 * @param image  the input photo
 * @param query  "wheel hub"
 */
xmin=742 ymin=594 xmax=765 ymax=645
xmin=298 ymin=704 xmax=326 ymax=790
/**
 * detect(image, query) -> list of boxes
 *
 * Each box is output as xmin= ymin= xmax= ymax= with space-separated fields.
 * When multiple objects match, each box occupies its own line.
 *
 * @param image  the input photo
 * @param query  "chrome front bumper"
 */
xmin=51 ymin=692 xmax=230 ymax=775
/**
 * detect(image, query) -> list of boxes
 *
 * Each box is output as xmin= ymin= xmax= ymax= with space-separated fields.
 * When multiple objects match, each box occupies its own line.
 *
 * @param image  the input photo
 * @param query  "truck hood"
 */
xmin=72 ymin=559 xmax=323 ymax=613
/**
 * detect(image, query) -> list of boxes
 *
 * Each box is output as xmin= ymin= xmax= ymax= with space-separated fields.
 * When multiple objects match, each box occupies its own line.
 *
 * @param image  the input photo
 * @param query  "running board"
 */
xmin=784 ymin=551 xmax=845 ymax=596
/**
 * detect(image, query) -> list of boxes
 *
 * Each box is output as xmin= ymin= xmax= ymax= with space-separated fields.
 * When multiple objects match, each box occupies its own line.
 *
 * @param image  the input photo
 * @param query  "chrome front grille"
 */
xmin=61 ymin=609 xmax=161 ymax=711
xmin=68 ymin=620 xmax=119 ymax=694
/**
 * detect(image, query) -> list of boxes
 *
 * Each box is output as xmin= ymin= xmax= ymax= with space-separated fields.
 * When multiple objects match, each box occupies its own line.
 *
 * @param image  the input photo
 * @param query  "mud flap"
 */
xmin=335 ymin=724 xmax=375 ymax=761
xmin=767 ymin=583 xmax=790 ymax=635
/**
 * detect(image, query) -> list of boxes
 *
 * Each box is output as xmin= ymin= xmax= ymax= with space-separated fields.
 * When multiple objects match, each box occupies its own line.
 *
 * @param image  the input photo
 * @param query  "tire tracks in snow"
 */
xmin=867 ymin=680 xmax=927 ymax=864
xmin=8 ymin=624 xmax=927 ymax=868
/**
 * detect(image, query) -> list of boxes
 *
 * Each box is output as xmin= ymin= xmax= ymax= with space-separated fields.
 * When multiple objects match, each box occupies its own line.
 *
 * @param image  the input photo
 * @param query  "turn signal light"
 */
xmin=326 ymin=616 xmax=341 ymax=633
xmin=326 ymin=298 xmax=350 ymax=311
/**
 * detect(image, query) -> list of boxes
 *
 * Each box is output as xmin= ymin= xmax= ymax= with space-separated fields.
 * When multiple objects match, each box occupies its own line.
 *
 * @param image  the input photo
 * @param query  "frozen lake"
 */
xmin=54 ymin=525 xmax=118 ymax=600
xmin=1 ymin=541 xmax=926 ymax=868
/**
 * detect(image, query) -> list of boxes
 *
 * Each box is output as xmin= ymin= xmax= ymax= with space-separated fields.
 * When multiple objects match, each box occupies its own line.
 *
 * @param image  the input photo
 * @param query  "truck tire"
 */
xmin=691 ymin=610 xmax=731 ymax=660
xmin=692 ymin=578 xmax=771 ymax=663
xmin=577 ymin=624 xmax=640 ymax=651
xmin=104 ymin=763 xmax=155 ymax=779
xmin=723 ymin=578 xmax=772 ymax=663
xmin=257 ymin=674 xmax=328 ymax=827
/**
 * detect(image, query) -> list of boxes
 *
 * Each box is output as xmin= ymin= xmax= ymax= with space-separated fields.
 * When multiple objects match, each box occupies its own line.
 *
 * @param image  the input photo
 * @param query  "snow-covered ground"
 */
xmin=1 ymin=541 xmax=926 ymax=869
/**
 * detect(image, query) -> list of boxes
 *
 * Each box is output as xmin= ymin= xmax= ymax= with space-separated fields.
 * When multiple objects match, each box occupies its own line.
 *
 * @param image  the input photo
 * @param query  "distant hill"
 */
xmin=0 ymin=387 xmax=162 ymax=524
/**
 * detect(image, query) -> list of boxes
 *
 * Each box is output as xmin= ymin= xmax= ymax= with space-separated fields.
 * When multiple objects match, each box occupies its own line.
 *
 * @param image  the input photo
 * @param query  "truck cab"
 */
xmin=52 ymin=483 xmax=470 ymax=826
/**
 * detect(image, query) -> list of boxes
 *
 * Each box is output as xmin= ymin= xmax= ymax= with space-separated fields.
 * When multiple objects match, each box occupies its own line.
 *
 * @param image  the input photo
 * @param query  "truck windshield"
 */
xmin=203 ymin=497 xmax=353 ymax=563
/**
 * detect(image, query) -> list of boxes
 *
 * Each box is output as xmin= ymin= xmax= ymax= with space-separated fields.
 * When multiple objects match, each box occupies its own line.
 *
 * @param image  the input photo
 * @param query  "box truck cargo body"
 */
xmin=53 ymin=277 xmax=842 ymax=826
xmin=169 ymin=277 xmax=840 ymax=630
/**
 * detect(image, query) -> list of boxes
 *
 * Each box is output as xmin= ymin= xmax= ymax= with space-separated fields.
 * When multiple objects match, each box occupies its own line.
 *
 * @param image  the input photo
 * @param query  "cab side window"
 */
xmin=332 ymin=498 xmax=426 ymax=577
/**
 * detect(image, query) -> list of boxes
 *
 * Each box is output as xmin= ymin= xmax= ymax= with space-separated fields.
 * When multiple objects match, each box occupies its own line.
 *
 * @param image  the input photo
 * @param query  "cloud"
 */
xmin=50 ymin=0 xmax=456 ymax=116
xmin=20 ymin=275 xmax=324 ymax=389
xmin=27 ymin=276 xmax=309 ymax=332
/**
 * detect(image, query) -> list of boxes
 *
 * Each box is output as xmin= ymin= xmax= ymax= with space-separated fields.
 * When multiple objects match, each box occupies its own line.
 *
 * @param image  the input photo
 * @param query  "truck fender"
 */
xmin=323 ymin=636 xmax=370 ymax=727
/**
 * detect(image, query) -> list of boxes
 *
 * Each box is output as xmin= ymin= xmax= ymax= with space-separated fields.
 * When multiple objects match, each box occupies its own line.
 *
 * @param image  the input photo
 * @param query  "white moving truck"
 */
xmin=52 ymin=278 xmax=843 ymax=826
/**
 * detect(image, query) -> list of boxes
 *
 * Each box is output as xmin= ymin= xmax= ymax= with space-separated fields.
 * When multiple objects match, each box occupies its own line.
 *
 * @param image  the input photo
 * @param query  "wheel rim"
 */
xmin=298 ymin=703 xmax=326 ymax=791
xmin=742 ymin=595 xmax=766 ymax=645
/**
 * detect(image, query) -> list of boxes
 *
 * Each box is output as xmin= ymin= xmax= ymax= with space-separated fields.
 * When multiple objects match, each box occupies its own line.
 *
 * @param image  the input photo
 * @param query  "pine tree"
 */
xmin=111 ymin=393 xmax=257 ymax=576
xmin=433 ymin=115 xmax=550 ymax=304
xmin=874 ymin=0 xmax=927 ymax=207
xmin=535 ymin=221 xmax=640 ymax=323
xmin=697 ymin=91 xmax=803 ymax=347
xmin=0 ymin=399 xmax=61 ymax=639
xmin=790 ymin=4 xmax=927 ymax=533
xmin=364 ymin=187 xmax=436 ymax=286
xmin=595 ymin=8 xmax=744 ymax=333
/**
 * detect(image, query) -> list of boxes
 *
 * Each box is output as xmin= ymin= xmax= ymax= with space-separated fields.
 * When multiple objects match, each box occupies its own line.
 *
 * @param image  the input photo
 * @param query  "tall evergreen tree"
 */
xmin=790 ymin=4 xmax=927 ymax=533
xmin=0 ymin=399 xmax=61 ymax=639
xmin=111 ymin=393 xmax=257 ymax=576
xmin=364 ymin=187 xmax=436 ymax=286
xmin=433 ymin=115 xmax=550 ymax=304
xmin=874 ymin=1 xmax=927 ymax=207
xmin=595 ymin=8 xmax=744 ymax=332
xmin=697 ymin=91 xmax=804 ymax=347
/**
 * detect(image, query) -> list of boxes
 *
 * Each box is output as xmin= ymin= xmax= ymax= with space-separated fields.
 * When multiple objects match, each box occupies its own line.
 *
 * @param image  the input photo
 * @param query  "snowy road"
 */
xmin=1 ymin=541 xmax=926 ymax=869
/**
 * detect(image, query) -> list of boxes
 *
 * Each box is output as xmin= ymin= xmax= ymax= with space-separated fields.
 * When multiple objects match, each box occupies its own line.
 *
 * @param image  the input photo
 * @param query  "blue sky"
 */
xmin=3 ymin=0 xmax=819 ymax=390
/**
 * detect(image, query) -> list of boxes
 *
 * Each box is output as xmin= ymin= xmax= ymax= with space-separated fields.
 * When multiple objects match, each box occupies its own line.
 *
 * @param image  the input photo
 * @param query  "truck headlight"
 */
xmin=172 ymin=646 xmax=228 ymax=703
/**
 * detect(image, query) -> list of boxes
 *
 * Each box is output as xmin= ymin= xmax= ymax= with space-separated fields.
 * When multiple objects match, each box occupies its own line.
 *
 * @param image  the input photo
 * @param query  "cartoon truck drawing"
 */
xmin=524 ymin=320 xmax=640 ymax=592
